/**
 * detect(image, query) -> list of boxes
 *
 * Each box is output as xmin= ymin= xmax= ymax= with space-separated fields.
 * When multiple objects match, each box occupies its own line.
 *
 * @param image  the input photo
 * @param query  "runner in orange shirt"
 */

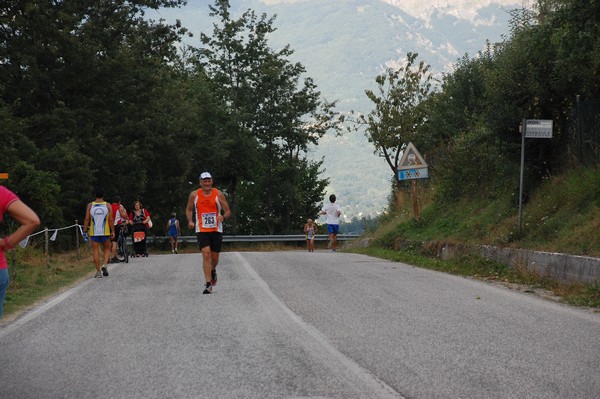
xmin=185 ymin=172 xmax=231 ymax=294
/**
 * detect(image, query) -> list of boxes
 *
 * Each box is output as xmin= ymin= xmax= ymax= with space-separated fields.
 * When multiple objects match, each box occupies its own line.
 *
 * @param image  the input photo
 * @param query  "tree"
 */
xmin=360 ymin=53 xmax=435 ymax=183
xmin=415 ymin=0 xmax=600 ymax=204
xmin=195 ymin=0 xmax=340 ymax=234
xmin=6 ymin=162 xmax=62 ymax=227
xmin=1 ymin=0 xmax=340 ymax=234
xmin=0 ymin=0 xmax=193 ymax=226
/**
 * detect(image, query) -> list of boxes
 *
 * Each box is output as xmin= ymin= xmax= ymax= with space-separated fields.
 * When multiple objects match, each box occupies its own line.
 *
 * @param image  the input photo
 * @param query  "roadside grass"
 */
xmin=561 ymin=284 xmax=600 ymax=308
xmin=3 ymin=246 xmax=93 ymax=319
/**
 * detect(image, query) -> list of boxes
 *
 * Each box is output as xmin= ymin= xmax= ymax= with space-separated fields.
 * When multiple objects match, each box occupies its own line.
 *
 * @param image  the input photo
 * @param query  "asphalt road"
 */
xmin=1 ymin=250 xmax=599 ymax=399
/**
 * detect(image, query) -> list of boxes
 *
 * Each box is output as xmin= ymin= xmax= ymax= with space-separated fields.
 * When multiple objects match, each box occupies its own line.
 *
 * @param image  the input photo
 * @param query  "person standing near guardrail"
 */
xmin=128 ymin=201 xmax=150 ymax=257
xmin=83 ymin=188 xmax=114 ymax=278
xmin=303 ymin=218 xmax=317 ymax=252
xmin=0 ymin=185 xmax=40 ymax=318
xmin=320 ymin=194 xmax=342 ymax=252
xmin=186 ymin=172 xmax=231 ymax=294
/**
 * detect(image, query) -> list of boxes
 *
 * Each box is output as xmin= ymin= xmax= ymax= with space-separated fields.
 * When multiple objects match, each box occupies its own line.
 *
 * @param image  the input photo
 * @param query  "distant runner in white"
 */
xmin=321 ymin=194 xmax=342 ymax=252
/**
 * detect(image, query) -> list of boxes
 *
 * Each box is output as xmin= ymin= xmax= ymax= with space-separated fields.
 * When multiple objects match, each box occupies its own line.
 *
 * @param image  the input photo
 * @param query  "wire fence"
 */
xmin=569 ymin=98 xmax=600 ymax=167
xmin=9 ymin=222 xmax=87 ymax=268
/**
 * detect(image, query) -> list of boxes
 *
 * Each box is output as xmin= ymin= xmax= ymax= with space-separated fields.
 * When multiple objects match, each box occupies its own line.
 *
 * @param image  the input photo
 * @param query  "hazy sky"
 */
xmin=259 ymin=0 xmax=527 ymax=21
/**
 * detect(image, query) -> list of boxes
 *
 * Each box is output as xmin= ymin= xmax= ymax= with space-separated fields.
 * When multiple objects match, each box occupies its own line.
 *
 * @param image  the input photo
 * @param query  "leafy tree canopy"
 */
xmin=1 ymin=0 xmax=338 ymax=237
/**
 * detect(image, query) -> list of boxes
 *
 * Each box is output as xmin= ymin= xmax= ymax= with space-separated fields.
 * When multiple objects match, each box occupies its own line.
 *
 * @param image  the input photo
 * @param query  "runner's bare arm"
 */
xmin=218 ymin=191 xmax=231 ymax=221
xmin=185 ymin=191 xmax=196 ymax=229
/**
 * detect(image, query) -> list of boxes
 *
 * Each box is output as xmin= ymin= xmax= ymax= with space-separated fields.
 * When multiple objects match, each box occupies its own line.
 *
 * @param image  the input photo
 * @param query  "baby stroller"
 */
xmin=131 ymin=222 xmax=148 ymax=257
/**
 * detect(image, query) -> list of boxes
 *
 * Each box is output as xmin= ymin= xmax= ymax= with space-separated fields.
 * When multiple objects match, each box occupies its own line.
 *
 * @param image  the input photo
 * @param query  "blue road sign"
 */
xmin=398 ymin=168 xmax=429 ymax=181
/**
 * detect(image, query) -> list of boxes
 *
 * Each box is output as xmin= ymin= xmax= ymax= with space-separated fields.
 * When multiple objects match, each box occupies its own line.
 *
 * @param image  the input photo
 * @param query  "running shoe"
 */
xmin=203 ymin=282 xmax=212 ymax=294
xmin=101 ymin=266 xmax=109 ymax=276
xmin=94 ymin=271 xmax=103 ymax=278
xmin=211 ymin=269 xmax=217 ymax=286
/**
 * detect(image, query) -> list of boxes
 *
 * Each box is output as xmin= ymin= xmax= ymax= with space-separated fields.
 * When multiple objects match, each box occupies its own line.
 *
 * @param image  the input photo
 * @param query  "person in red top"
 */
xmin=185 ymin=172 xmax=231 ymax=294
xmin=0 ymin=185 xmax=40 ymax=318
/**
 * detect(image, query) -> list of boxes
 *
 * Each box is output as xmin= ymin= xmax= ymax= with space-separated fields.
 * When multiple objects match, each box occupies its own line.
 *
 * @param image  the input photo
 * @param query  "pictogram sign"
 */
xmin=398 ymin=142 xmax=428 ymax=170
xmin=397 ymin=143 xmax=429 ymax=181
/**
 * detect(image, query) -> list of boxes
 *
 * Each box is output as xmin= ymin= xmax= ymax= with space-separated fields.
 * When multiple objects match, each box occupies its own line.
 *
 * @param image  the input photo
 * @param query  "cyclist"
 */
xmin=110 ymin=196 xmax=128 ymax=263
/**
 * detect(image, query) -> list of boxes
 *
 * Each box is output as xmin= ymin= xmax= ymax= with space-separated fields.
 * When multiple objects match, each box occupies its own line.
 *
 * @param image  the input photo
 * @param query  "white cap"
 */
xmin=200 ymin=172 xmax=212 ymax=180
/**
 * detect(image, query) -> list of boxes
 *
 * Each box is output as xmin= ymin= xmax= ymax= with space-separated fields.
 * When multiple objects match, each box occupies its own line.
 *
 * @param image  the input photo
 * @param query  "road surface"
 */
xmin=1 ymin=251 xmax=599 ymax=398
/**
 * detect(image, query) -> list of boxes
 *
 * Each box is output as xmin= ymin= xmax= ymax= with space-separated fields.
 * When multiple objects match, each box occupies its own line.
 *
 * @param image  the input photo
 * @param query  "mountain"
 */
xmin=154 ymin=0 xmax=523 ymax=219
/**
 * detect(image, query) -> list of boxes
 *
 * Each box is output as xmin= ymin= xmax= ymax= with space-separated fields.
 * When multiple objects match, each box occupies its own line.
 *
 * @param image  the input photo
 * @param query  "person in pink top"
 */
xmin=0 ymin=185 xmax=40 ymax=318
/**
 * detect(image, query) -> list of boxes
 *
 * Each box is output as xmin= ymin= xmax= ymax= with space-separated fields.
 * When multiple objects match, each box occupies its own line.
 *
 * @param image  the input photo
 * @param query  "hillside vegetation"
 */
xmin=371 ymin=166 xmax=600 ymax=258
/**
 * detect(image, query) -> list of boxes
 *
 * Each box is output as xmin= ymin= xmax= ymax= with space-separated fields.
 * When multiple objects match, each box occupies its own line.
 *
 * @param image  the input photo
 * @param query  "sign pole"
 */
xmin=396 ymin=142 xmax=428 ymax=221
xmin=412 ymin=180 xmax=419 ymax=221
xmin=518 ymin=119 xmax=526 ymax=231
xmin=518 ymin=118 xmax=552 ymax=231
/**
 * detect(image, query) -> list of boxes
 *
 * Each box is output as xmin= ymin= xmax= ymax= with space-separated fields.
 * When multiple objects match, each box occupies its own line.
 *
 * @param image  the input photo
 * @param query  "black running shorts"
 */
xmin=196 ymin=232 xmax=223 ymax=253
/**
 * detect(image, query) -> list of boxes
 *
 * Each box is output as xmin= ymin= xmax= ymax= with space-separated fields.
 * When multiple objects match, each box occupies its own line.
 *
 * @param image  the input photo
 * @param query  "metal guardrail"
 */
xmin=224 ymin=234 xmax=360 ymax=243
xmin=143 ymin=234 xmax=360 ymax=244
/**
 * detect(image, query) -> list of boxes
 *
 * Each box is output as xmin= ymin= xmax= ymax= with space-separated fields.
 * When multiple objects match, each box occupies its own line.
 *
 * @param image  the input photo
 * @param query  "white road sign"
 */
xmin=525 ymin=119 xmax=553 ymax=138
